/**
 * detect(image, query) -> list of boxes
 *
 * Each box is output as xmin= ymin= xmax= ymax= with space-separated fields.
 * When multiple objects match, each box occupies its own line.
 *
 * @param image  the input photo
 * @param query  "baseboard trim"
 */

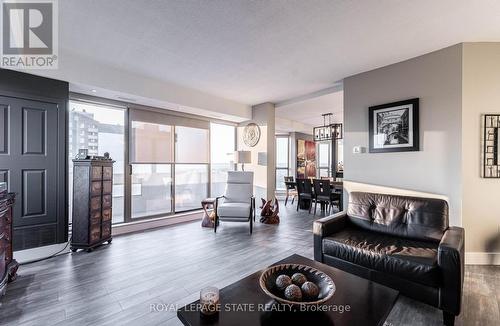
xmin=465 ymin=252 xmax=500 ymax=265
xmin=112 ymin=211 xmax=201 ymax=236
xmin=14 ymin=242 xmax=70 ymax=264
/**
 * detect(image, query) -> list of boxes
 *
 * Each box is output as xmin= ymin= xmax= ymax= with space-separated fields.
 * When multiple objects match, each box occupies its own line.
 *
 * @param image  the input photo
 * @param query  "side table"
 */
xmin=201 ymin=197 xmax=216 ymax=228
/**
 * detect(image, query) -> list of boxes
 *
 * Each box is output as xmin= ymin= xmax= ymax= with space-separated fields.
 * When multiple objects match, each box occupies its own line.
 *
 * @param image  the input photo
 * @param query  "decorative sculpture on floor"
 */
xmin=260 ymin=198 xmax=280 ymax=224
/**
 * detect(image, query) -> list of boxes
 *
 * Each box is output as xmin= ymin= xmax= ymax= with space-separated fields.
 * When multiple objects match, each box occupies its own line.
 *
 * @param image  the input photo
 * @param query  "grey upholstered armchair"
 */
xmin=215 ymin=171 xmax=255 ymax=234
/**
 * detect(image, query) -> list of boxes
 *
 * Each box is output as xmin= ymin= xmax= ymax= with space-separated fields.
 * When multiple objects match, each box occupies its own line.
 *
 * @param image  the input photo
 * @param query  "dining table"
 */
xmin=285 ymin=179 xmax=343 ymax=211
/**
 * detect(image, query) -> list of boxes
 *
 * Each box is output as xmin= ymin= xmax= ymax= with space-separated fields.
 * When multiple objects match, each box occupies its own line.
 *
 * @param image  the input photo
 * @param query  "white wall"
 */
xmin=462 ymin=43 xmax=500 ymax=263
xmin=237 ymin=103 xmax=276 ymax=200
xmin=343 ymin=44 xmax=463 ymax=226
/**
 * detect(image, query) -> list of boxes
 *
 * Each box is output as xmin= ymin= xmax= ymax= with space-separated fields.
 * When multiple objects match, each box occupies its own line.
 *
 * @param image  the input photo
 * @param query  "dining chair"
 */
xmin=330 ymin=181 xmax=343 ymax=211
xmin=296 ymin=178 xmax=314 ymax=214
xmin=312 ymin=179 xmax=335 ymax=215
xmin=283 ymin=176 xmax=297 ymax=206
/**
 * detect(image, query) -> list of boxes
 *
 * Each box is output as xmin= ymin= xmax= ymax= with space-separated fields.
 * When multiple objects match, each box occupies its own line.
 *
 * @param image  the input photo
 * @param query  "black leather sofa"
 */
xmin=314 ymin=191 xmax=464 ymax=326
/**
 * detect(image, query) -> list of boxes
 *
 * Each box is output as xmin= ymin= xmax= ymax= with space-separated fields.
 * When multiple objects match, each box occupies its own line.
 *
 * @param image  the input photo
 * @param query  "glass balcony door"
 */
xmin=128 ymin=109 xmax=211 ymax=219
xmin=129 ymin=121 xmax=174 ymax=219
xmin=174 ymin=126 xmax=209 ymax=212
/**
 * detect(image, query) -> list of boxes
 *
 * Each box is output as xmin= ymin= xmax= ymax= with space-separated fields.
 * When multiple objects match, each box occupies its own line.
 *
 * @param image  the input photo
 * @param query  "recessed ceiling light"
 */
xmin=91 ymin=89 xmax=97 ymax=93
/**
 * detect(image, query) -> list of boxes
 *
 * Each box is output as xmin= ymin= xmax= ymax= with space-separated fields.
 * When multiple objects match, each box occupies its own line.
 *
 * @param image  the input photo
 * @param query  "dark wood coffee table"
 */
xmin=177 ymin=254 xmax=398 ymax=326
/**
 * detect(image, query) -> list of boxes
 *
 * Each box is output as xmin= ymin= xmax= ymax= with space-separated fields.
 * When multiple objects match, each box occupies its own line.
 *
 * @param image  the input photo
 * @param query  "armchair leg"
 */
xmin=249 ymin=217 xmax=253 ymax=234
xmin=214 ymin=215 xmax=217 ymax=233
xmin=291 ymin=196 xmax=295 ymax=205
xmin=285 ymin=195 xmax=289 ymax=206
xmin=443 ymin=311 xmax=455 ymax=326
xmin=297 ymin=198 xmax=300 ymax=211
xmin=314 ymin=200 xmax=317 ymax=216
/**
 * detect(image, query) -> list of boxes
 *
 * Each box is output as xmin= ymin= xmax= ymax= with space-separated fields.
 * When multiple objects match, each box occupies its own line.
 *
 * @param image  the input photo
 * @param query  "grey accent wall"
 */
xmin=343 ymin=44 xmax=463 ymax=226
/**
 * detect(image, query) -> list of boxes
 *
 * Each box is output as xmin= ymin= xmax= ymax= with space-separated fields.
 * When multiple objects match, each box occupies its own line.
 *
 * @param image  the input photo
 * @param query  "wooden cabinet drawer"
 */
xmin=91 ymin=209 xmax=101 ymax=220
xmin=102 ymin=222 xmax=111 ymax=238
xmin=90 ymin=227 xmax=101 ymax=243
xmin=102 ymin=208 xmax=112 ymax=221
xmin=90 ymin=197 xmax=101 ymax=211
xmin=91 ymin=166 xmax=102 ymax=180
xmin=103 ymin=166 xmax=113 ymax=180
xmin=102 ymin=181 xmax=112 ymax=194
xmin=103 ymin=195 xmax=112 ymax=209
xmin=91 ymin=181 xmax=102 ymax=196
xmin=90 ymin=215 xmax=101 ymax=226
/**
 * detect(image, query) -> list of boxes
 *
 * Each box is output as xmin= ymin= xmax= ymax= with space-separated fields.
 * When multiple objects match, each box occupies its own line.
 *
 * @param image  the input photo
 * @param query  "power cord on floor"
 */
xmin=20 ymin=235 xmax=73 ymax=265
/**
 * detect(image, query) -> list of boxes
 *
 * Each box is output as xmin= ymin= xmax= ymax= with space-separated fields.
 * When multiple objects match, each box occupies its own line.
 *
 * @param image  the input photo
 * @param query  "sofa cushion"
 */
xmin=217 ymin=202 xmax=251 ymax=219
xmin=322 ymin=226 xmax=440 ymax=287
xmin=347 ymin=192 xmax=448 ymax=242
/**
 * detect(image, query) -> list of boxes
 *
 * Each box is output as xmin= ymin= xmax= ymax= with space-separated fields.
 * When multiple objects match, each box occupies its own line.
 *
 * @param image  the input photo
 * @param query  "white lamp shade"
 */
xmin=234 ymin=151 xmax=251 ymax=164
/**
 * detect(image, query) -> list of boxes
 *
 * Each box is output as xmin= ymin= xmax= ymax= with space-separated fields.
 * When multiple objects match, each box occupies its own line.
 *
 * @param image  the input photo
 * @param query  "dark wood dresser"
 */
xmin=71 ymin=158 xmax=114 ymax=252
xmin=0 ymin=192 xmax=18 ymax=296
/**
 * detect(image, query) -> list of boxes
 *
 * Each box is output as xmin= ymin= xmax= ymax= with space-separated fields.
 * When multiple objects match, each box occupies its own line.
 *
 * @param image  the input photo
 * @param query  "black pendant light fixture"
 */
xmin=313 ymin=113 xmax=343 ymax=141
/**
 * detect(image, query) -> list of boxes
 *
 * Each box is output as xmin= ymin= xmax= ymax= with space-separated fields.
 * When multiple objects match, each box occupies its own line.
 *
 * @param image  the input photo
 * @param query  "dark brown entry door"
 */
xmin=0 ymin=95 xmax=60 ymax=250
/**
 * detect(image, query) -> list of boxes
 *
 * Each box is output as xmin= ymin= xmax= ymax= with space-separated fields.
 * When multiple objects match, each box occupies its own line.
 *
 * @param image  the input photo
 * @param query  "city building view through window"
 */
xmin=68 ymin=102 xmax=236 ymax=223
xmin=68 ymin=101 xmax=126 ymax=224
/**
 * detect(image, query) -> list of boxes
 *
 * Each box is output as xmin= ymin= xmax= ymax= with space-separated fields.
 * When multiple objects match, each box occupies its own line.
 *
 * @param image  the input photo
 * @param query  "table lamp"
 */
xmin=234 ymin=151 xmax=251 ymax=171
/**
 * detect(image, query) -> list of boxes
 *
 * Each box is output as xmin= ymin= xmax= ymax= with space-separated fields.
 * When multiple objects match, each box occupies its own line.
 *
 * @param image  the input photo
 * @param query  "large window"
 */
xmin=318 ymin=142 xmax=330 ymax=177
xmin=69 ymin=101 xmax=237 ymax=223
xmin=337 ymin=139 xmax=344 ymax=172
xmin=174 ymin=126 xmax=209 ymax=212
xmin=317 ymin=140 xmax=343 ymax=177
xmin=68 ymin=101 xmax=125 ymax=224
xmin=275 ymin=136 xmax=289 ymax=190
xmin=210 ymin=123 xmax=235 ymax=197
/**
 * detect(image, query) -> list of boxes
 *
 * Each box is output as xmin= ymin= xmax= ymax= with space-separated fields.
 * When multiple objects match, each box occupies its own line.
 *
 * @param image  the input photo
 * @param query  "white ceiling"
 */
xmin=276 ymin=89 xmax=343 ymax=128
xmin=60 ymin=0 xmax=500 ymax=105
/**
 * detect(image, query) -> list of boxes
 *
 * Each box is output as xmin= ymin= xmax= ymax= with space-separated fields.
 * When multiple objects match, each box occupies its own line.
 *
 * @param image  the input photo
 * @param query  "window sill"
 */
xmin=112 ymin=210 xmax=203 ymax=236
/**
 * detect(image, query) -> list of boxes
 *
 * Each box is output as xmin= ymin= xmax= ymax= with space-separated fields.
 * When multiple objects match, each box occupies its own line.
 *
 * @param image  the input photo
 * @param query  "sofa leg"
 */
xmin=443 ymin=311 xmax=455 ymax=326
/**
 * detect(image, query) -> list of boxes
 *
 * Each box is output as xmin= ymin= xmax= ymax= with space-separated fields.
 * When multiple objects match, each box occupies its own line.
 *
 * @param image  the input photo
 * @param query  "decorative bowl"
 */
xmin=259 ymin=264 xmax=335 ymax=306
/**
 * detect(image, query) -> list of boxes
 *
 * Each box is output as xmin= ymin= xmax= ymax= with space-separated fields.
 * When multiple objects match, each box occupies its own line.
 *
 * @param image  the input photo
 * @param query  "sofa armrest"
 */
xmin=438 ymin=226 xmax=465 ymax=315
xmin=313 ymin=212 xmax=347 ymax=262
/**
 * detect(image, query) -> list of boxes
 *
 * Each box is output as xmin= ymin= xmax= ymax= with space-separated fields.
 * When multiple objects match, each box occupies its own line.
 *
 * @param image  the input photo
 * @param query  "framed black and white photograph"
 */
xmin=368 ymin=98 xmax=419 ymax=153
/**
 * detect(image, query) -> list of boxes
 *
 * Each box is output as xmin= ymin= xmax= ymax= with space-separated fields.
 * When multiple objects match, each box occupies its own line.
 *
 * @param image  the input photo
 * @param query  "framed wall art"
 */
xmin=369 ymin=98 xmax=419 ymax=153
xmin=296 ymin=139 xmax=316 ymax=178
xmin=482 ymin=114 xmax=500 ymax=178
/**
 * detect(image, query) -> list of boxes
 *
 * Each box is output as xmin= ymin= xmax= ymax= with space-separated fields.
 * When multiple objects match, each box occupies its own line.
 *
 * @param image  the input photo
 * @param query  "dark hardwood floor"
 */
xmin=0 ymin=203 xmax=498 ymax=326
